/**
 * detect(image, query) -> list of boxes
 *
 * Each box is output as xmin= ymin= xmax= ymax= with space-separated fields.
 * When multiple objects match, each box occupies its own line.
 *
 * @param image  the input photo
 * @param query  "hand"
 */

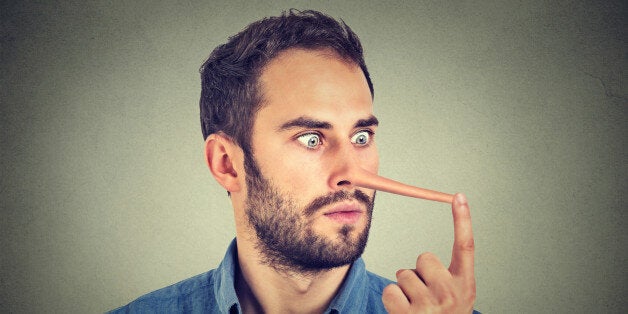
xmin=382 ymin=193 xmax=476 ymax=313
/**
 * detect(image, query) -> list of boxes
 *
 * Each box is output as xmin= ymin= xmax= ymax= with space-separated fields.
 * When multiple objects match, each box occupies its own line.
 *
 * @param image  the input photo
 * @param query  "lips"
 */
xmin=323 ymin=203 xmax=363 ymax=224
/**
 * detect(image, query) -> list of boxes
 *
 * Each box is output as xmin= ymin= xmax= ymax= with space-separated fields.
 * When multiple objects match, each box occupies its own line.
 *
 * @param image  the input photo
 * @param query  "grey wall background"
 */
xmin=1 ymin=0 xmax=626 ymax=313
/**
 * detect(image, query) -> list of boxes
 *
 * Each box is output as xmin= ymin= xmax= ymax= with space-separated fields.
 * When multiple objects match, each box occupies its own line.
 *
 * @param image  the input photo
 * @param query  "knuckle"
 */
xmin=438 ymin=290 xmax=456 ymax=307
xmin=417 ymin=252 xmax=436 ymax=263
xmin=396 ymin=269 xmax=416 ymax=281
xmin=456 ymin=238 xmax=475 ymax=252
xmin=382 ymin=284 xmax=411 ymax=314
xmin=381 ymin=285 xmax=395 ymax=302
xmin=416 ymin=252 xmax=440 ymax=269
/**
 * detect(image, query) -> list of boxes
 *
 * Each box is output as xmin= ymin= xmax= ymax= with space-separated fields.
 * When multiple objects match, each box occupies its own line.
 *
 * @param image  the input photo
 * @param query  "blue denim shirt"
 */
xmin=109 ymin=239 xmax=480 ymax=313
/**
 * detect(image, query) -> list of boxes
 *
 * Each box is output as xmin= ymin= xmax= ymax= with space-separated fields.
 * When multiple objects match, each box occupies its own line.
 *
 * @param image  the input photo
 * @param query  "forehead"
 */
xmin=255 ymin=48 xmax=373 ymax=129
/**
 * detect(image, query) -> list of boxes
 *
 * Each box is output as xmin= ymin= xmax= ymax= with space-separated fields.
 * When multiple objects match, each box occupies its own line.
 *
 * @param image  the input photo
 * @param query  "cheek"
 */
xmin=255 ymin=144 xmax=326 ymax=191
xmin=358 ymin=145 xmax=379 ymax=173
xmin=282 ymin=153 xmax=327 ymax=186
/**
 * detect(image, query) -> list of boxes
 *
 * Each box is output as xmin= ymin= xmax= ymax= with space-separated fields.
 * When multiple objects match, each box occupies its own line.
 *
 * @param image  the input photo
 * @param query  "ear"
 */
xmin=204 ymin=133 xmax=242 ymax=193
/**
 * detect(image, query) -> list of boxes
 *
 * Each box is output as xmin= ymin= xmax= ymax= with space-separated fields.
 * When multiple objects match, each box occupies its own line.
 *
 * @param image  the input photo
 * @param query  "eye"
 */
xmin=296 ymin=133 xmax=322 ymax=149
xmin=351 ymin=130 xmax=372 ymax=146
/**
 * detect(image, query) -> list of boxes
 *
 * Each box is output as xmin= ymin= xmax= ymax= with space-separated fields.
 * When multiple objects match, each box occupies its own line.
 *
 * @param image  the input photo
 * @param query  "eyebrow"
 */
xmin=355 ymin=115 xmax=379 ymax=128
xmin=277 ymin=115 xmax=379 ymax=131
xmin=278 ymin=116 xmax=332 ymax=131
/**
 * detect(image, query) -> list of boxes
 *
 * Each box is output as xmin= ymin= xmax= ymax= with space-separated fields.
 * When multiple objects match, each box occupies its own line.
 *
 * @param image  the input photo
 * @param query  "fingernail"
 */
xmin=456 ymin=193 xmax=467 ymax=205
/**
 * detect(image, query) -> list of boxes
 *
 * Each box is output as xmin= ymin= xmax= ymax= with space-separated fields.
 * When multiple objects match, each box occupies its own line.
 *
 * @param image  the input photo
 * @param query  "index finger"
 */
xmin=449 ymin=193 xmax=475 ymax=279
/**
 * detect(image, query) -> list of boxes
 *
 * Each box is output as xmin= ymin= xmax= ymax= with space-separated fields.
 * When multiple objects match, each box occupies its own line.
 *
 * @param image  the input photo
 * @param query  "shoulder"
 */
xmin=365 ymin=269 xmax=394 ymax=293
xmin=107 ymin=270 xmax=218 ymax=313
xmin=364 ymin=270 xmax=394 ymax=313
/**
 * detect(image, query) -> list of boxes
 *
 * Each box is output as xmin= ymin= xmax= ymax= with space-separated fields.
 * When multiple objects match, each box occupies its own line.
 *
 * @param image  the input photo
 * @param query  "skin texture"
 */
xmin=204 ymin=48 xmax=476 ymax=313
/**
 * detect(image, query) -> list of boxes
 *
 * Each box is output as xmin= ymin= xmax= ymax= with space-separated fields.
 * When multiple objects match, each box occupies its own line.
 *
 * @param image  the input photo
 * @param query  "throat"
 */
xmin=235 ymin=252 xmax=351 ymax=313
xmin=234 ymin=265 xmax=264 ymax=314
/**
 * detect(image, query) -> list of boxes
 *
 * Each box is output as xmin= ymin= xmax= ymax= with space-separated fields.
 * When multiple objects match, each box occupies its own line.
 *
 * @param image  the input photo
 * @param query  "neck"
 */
xmin=234 ymin=236 xmax=352 ymax=314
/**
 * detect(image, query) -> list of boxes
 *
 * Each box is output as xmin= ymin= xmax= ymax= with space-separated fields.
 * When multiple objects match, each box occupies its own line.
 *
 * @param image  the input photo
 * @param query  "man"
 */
xmin=111 ymin=10 xmax=476 ymax=313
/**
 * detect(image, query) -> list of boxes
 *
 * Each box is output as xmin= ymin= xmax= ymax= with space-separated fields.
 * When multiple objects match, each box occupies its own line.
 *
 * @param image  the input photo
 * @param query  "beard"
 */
xmin=243 ymin=153 xmax=375 ymax=274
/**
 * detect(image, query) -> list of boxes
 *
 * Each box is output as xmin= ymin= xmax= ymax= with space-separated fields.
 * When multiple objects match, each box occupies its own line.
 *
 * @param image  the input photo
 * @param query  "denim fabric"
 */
xmin=109 ymin=239 xmax=480 ymax=313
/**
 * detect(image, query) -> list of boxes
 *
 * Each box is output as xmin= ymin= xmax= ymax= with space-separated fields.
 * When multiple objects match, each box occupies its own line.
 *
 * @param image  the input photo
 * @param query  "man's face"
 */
xmin=244 ymin=48 xmax=379 ymax=272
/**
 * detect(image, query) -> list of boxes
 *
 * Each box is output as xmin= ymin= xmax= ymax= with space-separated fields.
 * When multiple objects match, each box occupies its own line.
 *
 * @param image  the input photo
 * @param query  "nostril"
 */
xmin=337 ymin=180 xmax=351 ymax=186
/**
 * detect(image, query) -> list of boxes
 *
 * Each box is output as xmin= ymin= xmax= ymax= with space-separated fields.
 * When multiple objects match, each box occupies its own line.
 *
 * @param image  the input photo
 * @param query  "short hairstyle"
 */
xmin=199 ymin=9 xmax=373 ymax=153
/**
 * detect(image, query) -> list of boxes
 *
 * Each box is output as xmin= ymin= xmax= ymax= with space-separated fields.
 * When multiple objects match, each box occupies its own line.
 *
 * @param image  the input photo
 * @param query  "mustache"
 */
xmin=303 ymin=189 xmax=372 ymax=216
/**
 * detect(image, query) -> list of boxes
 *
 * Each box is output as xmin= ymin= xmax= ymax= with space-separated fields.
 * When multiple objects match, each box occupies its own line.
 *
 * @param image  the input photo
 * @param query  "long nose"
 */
xmin=352 ymin=169 xmax=454 ymax=204
xmin=325 ymin=142 xmax=453 ymax=204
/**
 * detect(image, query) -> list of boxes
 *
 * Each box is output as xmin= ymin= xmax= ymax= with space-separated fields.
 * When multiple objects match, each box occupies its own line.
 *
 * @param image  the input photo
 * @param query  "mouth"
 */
xmin=323 ymin=203 xmax=363 ymax=224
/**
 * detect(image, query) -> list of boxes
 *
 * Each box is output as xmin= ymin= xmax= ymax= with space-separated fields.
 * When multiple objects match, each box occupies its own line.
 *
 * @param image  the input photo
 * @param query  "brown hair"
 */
xmin=199 ymin=9 xmax=373 ymax=155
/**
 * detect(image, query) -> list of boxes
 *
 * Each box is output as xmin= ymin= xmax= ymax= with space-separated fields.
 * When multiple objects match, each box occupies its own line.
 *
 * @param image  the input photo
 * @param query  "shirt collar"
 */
xmin=214 ymin=238 xmax=369 ymax=313
xmin=213 ymin=239 xmax=240 ymax=313
xmin=326 ymin=257 xmax=368 ymax=313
